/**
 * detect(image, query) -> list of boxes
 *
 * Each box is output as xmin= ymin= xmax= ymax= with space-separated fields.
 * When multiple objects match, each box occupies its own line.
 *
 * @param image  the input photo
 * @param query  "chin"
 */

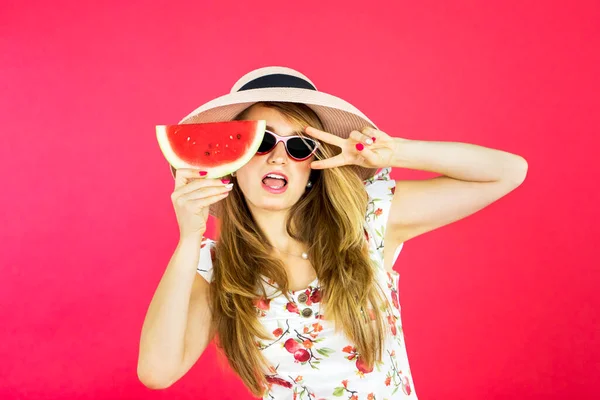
xmin=257 ymin=198 xmax=294 ymax=212
xmin=242 ymin=183 xmax=306 ymax=212
xmin=256 ymin=193 xmax=305 ymax=212
xmin=260 ymin=204 xmax=289 ymax=212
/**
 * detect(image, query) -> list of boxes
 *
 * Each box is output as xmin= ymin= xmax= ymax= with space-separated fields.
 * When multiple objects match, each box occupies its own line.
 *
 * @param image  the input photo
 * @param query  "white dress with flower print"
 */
xmin=197 ymin=167 xmax=418 ymax=400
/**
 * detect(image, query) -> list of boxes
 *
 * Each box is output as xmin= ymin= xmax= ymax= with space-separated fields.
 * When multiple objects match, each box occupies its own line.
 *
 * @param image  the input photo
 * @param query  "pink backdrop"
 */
xmin=2 ymin=1 xmax=599 ymax=399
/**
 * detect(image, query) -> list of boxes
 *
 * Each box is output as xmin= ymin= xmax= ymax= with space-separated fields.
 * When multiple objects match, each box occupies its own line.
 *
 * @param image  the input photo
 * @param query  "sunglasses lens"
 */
xmin=258 ymin=132 xmax=277 ymax=153
xmin=287 ymin=137 xmax=317 ymax=159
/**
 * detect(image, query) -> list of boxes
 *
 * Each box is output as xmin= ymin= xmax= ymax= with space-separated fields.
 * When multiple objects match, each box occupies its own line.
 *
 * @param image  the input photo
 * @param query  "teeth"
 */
xmin=266 ymin=173 xmax=286 ymax=180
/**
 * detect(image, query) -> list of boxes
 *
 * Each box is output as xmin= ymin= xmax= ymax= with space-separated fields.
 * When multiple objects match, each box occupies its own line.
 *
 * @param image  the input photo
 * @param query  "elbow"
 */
xmin=137 ymin=363 xmax=176 ymax=390
xmin=505 ymin=155 xmax=529 ymax=188
xmin=515 ymin=156 xmax=529 ymax=186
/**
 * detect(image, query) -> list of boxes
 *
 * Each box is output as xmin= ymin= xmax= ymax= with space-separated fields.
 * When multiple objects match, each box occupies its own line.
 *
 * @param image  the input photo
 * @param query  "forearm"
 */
xmin=391 ymin=138 xmax=528 ymax=184
xmin=138 ymin=235 xmax=204 ymax=385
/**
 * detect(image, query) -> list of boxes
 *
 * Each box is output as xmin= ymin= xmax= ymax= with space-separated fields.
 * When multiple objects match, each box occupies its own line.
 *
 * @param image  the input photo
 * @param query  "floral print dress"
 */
xmin=197 ymin=167 xmax=418 ymax=400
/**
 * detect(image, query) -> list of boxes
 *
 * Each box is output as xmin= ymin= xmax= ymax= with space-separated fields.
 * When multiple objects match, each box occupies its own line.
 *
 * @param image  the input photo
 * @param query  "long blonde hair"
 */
xmin=209 ymin=102 xmax=388 ymax=397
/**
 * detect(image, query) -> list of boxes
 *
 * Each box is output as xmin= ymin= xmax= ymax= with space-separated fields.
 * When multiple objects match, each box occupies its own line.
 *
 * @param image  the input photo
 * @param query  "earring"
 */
xmin=306 ymin=181 xmax=312 ymax=188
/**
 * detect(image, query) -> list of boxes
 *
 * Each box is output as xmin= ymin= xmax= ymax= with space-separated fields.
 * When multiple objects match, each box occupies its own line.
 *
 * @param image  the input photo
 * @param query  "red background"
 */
xmin=1 ymin=1 xmax=599 ymax=399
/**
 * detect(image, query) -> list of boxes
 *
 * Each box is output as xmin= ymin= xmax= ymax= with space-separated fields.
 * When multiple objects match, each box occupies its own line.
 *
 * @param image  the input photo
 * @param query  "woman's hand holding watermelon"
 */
xmin=171 ymin=168 xmax=234 ymax=239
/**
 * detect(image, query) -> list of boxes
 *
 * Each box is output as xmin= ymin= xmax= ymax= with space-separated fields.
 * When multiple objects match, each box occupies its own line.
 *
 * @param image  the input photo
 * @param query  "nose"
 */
xmin=267 ymin=141 xmax=288 ymax=164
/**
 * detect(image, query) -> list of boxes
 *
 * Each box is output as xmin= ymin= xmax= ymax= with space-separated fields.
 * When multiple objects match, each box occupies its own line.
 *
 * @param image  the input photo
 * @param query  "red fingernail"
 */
xmin=199 ymin=171 xmax=207 ymax=176
xmin=356 ymin=143 xmax=364 ymax=151
xmin=221 ymin=179 xmax=230 ymax=184
xmin=372 ymin=137 xmax=376 ymax=142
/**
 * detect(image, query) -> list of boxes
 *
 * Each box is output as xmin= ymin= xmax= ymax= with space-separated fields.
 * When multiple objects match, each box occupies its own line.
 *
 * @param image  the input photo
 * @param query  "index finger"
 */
xmin=305 ymin=126 xmax=345 ymax=147
xmin=173 ymin=167 xmax=209 ymax=188
xmin=310 ymin=154 xmax=348 ymax=170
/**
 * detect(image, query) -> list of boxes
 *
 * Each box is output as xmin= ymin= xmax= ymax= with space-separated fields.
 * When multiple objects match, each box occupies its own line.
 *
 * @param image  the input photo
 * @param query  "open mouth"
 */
xmin=262 ymin=173 xmax=288 ymax=189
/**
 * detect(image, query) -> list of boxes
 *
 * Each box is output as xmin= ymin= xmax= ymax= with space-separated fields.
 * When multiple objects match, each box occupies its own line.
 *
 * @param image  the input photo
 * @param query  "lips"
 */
xmin=261 ymin=171 xmax=288 ymax=182
xmin=261 ymin=171 xmax=288 ymax=194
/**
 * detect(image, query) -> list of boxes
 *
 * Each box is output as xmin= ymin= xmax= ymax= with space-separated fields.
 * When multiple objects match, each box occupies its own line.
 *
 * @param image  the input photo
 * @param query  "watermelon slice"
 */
xmin=156 ymin=120 xmax=267 ymax=179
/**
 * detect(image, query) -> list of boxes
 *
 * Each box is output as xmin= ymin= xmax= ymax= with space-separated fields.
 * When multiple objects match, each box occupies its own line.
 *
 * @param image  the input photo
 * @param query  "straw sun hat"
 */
xmin=171 ymin=66 xmax=382 ymax=216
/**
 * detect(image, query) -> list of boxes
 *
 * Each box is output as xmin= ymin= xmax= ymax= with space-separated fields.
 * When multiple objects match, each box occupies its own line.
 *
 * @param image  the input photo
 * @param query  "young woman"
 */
xmin=138 ymin=67 xmax=528 ymax=399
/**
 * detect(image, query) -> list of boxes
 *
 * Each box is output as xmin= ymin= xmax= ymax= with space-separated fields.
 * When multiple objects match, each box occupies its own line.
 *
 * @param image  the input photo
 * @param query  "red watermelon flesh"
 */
xmin=156 ymin=120 xmax=266 ymax=179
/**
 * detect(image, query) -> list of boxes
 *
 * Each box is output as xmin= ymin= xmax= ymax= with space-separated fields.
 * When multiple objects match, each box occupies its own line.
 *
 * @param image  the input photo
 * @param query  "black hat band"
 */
xmin=237 ymin=73 xmax=317 ymax=92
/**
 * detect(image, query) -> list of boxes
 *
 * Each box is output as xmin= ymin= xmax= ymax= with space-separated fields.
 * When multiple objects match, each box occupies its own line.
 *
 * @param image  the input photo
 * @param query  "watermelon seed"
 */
xmin=236 ymin=134 xmax=241 ymax=139
xmin=205 ymin=152 xmax=210 ymax=156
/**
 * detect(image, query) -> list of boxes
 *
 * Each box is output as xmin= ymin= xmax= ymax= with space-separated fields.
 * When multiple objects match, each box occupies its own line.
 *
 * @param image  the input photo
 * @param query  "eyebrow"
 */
xmin=266 ymin=125 xmax=304 ymax=136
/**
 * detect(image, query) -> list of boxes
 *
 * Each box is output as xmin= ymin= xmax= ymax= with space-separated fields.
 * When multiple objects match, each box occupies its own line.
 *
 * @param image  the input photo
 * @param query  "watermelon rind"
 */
xmin=156 ymin=120 xmax=267 ymax=179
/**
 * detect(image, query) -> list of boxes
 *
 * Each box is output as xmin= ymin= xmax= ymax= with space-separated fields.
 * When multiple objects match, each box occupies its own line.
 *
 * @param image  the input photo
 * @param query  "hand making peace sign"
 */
xmin=304 ymin=126 xmax=398 ymax=170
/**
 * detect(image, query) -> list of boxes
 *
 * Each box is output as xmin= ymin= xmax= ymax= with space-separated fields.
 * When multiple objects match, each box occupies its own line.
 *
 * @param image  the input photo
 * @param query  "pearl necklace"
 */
xmin=271 ymin=246 xmax=309 ymax=260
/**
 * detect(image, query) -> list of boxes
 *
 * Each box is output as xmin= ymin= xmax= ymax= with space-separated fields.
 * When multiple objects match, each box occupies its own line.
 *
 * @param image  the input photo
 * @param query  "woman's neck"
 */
xmin=250 ymin=206 xmax=307 ymax=255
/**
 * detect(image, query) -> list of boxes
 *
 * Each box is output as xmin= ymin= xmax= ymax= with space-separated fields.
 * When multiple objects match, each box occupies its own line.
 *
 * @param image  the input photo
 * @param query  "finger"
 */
xmin=189 ymin=191 xmax=231 ymax=210
xmin=360 ymin=126 xmax=382 ymax=143
xmin=310 ymin=154 xmax=348 ymax=170
xmin=182 ymin=183 xmax=234 ymax=201
xmin=304 ymin=126 xmax=345 ymax=147
xmin=175 ymin=177 xmax=232 ymax=196
xmin=174 ymin=168 xmax=209 ymax=189
xmin=349 ymin=130 xmax=374 ymax=145
xmin=355 ymin=145 xmax=382 ymax=167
